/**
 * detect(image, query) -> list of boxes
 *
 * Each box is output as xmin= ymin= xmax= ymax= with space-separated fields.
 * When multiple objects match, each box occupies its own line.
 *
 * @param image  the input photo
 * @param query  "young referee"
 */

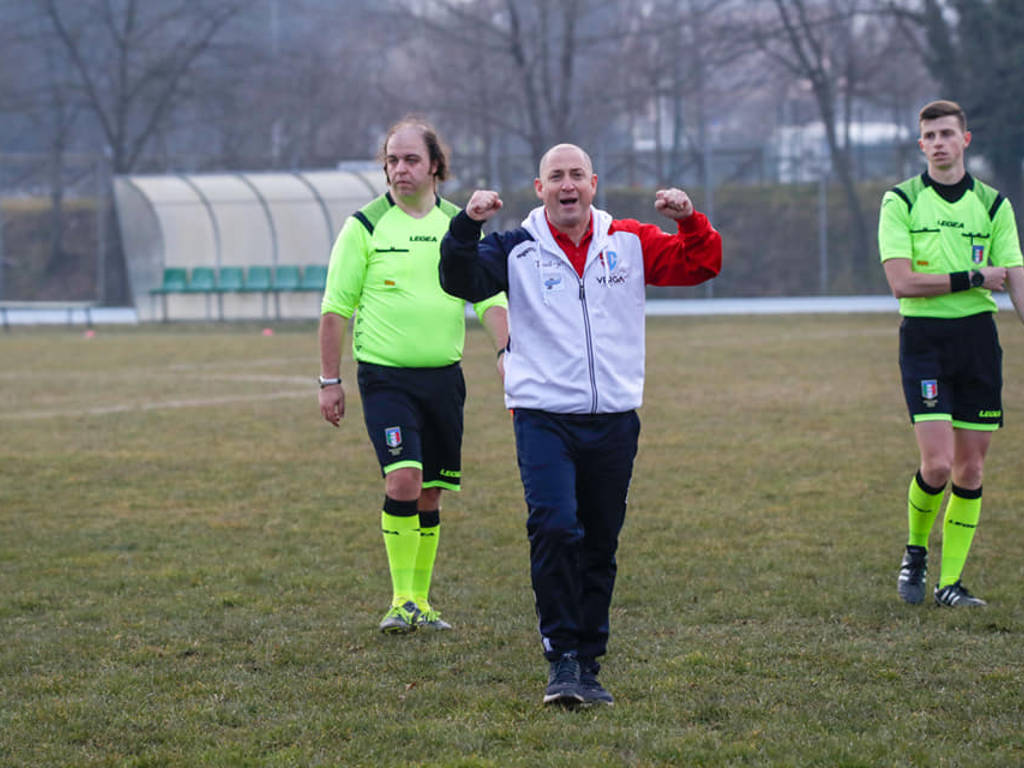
xmin=879 ymin=100 xmax=1024 ymax=607
xmin=318 ymin=118 xmax=507 ymax=633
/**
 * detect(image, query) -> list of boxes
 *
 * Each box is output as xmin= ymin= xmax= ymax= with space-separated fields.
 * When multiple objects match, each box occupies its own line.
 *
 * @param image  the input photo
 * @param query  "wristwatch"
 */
xmin=970 ymin=270 xmax=985 ymax=288
xmin=318 ymin=375 xmax=342 ymax=389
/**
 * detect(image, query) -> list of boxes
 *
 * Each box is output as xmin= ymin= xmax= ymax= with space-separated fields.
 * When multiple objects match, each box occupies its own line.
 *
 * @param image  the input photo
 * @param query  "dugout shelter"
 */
xmin=114 ymin=166 xmax=387 ymax=321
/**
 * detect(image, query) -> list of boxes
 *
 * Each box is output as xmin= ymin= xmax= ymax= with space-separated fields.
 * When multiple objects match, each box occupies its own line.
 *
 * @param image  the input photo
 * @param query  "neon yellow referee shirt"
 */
xmin=321 ymin=193 xmax=506 ymax=367
xmin=878 ymin=172 xmax=1023 ymax=318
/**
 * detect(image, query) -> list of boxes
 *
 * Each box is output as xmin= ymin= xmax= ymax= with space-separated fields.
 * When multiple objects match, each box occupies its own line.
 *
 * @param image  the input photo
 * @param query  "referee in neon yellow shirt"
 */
xmin=318 ymin=118 xmax=508 ymax=633
xmin=879 ymin=100 xmax=1024 ymax=607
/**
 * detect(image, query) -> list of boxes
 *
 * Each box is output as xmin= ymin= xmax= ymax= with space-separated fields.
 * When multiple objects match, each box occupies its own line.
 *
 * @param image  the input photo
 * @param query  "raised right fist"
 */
xmin=466 ymin=190 xmax=503 ymax=222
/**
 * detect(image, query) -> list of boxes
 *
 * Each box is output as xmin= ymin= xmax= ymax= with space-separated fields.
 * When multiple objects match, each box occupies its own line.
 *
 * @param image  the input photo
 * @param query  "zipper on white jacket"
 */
xmin=578 ymin=276 xmax=598 ymax=413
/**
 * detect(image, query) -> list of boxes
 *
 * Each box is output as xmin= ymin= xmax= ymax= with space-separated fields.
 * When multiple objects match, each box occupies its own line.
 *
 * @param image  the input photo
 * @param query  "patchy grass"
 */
xmin=2 ymin=315 xmax=1023 ymax=767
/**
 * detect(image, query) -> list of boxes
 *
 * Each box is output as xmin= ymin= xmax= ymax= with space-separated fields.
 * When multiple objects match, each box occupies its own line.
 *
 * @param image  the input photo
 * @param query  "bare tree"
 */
xmin=38 ymin=0 xmax=245 ymax=174
xmin=383 ymin=0 xmax=629 ymax=171
xmin=189 ymin=0 xmax=388 ymax=170
xmin=748 ymin=0 xmax=897 ymax=281
xmin=0 ymin=3 xmax=88 ymax=283
xmin=617 ymin=0 xmax=749 ymax=189
xmin=888 ymin=0 xmax=1024 ymax=206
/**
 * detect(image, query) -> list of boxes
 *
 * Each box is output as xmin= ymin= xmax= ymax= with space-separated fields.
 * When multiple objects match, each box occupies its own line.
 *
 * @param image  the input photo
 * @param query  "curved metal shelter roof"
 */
xmin=114 ymin=167 xmax=387 ymax=320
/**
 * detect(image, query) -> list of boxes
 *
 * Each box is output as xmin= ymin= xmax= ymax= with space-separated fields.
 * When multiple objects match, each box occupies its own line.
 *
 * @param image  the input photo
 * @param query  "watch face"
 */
xmin=972 ymin=271 xmax=985 ymax=287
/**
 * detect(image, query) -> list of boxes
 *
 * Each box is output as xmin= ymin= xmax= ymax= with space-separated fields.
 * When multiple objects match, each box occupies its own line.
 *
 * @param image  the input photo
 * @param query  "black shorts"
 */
xmin=356 ymin=361 xmax=466 ymax=490
xmin=899 ymin=312 xmax=1003 ymax=430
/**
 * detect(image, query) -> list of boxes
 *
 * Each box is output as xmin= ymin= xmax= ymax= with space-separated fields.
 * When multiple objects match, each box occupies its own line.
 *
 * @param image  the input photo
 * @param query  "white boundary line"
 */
xmin=0 ymin=390 xmax=310 ymax=421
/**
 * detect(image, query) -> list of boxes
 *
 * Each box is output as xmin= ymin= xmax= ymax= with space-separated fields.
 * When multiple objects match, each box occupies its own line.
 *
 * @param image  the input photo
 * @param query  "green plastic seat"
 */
xmin=217 ymin=267 xmax=245 ymax=292
xmin=150 ymin=268 xmax=188 ymax=294
xmin=299 ymin=265 xmax=328 ymax=291
xmin=273 ymin=265 xmax=301 ymax=292
xmin=184 ymin=267 xmax=216 ymax=293
xmin=244 ymin=266 xmax=272 ymax=292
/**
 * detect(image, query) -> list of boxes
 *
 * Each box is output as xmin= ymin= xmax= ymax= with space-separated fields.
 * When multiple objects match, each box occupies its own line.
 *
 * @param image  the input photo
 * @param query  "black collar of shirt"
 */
xmin=922 ymin=171 xmax=973 ymax=204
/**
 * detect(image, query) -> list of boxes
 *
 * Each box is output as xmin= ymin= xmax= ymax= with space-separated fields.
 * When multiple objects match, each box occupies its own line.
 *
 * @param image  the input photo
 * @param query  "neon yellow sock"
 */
xmin=907 ymin=471 xmax=944 ymax=549
xmin=381 ymin=499 xmax=419 ymax=606
xmin=939 ymin=485 xmax=982 ymax=588
xmin=412 ymin=509 xmax=440 ymax=611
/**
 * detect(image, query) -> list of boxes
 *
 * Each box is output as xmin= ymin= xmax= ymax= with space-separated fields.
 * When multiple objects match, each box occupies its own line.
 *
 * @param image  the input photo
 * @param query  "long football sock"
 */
xmin=382 ymin=497 xmax=420 ymax=606
xmin=938 ymin=484 xmax=982 ymax=588
xmin=907 ymin=470 xmax=944 ymax=549
xmin=412 ymin=508 xmax=441 ymax=611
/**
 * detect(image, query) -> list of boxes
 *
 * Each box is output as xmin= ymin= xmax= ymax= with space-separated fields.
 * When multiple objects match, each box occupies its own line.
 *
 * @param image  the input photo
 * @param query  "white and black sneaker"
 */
xmin=543 ymin=652 xmax=583 ymax=707
xmin=934 ymin=580 xmax=987 ymax=607
xmin=897 ymin=545 xmax=928 ymax=604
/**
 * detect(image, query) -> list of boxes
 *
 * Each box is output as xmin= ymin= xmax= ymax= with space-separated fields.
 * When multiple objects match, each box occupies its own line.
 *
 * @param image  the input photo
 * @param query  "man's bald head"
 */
xmin=538 ymin=144 xmax=594 ymax=178
xmin=534 ymin=143 xmax=598 ymax=242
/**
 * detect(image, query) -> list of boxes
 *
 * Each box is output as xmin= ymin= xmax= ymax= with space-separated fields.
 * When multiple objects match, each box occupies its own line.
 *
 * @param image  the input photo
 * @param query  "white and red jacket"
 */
xmin=440 ymin=205 xmax=722 ymax=414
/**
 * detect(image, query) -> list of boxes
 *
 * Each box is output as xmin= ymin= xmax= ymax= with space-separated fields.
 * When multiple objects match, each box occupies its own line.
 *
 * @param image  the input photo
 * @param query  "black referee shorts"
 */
xmin=899 ymin=312 xmax=1003 ymax=430
xmin=356 ymin=361 xmax=466 ymax=490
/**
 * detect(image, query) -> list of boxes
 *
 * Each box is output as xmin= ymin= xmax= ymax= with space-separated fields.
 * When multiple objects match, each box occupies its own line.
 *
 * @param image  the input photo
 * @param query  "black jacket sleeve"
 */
xmin=439 ymin=211 xmax=511 ymax=303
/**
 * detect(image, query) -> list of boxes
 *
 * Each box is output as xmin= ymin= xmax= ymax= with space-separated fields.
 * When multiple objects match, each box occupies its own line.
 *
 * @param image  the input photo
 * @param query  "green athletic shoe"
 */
xmin=416 ymin=607 xmax=452 ymax=630
xmin=379 ymin=601 xmax=421 ymax=634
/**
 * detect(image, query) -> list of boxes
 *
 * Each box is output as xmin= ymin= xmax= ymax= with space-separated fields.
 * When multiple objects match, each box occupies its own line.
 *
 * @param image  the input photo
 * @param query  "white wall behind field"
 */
xmin=5 ymin=294 xmax=1021 ymax=328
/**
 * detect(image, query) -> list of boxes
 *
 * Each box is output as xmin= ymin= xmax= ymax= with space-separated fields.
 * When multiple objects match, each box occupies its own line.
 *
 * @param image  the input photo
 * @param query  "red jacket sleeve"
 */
xmin=609 ymin=212 xmax=722 ymax=286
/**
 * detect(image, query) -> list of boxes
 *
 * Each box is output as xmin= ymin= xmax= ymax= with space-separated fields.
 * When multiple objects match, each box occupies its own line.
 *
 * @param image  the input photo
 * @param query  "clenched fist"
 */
xmin=466 ymin=190 xmax=503 ymax=222
xmin=654 ymin=188 xmax=694 ymax=220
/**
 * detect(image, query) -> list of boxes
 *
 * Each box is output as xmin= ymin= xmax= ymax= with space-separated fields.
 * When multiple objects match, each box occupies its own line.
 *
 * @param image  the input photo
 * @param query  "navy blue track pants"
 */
xmin=512 ymin=408 xmax=640 ymax=662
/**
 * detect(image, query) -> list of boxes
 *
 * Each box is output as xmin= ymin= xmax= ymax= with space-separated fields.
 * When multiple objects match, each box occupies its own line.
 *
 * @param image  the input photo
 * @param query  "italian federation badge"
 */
xmin=972 ymin=244 xmax=985 ymax=264
xmin=921 ymin=379 xmax=938 ymax=409
xmin=385 ymin=426 xmax=403 ymax=455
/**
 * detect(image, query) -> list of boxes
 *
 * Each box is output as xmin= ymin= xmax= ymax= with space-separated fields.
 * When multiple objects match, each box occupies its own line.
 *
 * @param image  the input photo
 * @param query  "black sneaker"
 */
xmin=543 ymin=652 xmax=583 ymax=707
xmin=579 ymin=658 xmax=614 ymax=705
xmin=897 ymin=545 xmax=928 ymax=604
xmin=934 ymin=580 xmax=987 ymax=607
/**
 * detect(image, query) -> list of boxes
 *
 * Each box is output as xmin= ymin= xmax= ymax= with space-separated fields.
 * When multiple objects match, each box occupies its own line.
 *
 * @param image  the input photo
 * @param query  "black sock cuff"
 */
xmin=915 ymin=470 xmax=945 ymax=496
xmin=419 ymin=508 xmax=440 ymax=528
xmin=383 ymin=496 xmax=419 ymax=517
xmin=950 ymin=483 xmax=982 ymax=500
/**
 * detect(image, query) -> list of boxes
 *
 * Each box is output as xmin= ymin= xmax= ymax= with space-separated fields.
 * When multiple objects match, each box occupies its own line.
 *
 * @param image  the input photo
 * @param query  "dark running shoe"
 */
xmin=934 ymin=580 xmax=987 ymax=607
xmin=579 ymin=658 xmax=614 ymax=705
xmin=543 ymin=652 xmax=583 ymax=707
xmin=897 ymin=545 xmax=928 ymax=604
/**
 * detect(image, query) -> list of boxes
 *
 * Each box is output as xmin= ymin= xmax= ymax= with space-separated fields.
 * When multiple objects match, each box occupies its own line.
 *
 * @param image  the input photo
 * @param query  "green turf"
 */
xmin=2 ymin=315 xmax=1024 ymax=767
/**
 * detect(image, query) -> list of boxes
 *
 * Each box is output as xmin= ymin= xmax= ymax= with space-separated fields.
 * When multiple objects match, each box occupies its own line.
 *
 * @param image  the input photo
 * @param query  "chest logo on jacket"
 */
xmin=540 ymin=258 xmax=567 ymax=294
xmin=596 ymin=250 xmax=628 ymax=286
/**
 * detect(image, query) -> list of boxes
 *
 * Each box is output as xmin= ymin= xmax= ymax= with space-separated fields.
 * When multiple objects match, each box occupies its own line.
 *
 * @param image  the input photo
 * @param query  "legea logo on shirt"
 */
xmin=410 ymin=235 xmax=437 ymax=242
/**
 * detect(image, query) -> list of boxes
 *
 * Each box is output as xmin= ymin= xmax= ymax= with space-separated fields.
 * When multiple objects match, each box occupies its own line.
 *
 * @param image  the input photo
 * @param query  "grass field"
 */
xmin=2 ymin=314 xmax=1024 ymax=767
